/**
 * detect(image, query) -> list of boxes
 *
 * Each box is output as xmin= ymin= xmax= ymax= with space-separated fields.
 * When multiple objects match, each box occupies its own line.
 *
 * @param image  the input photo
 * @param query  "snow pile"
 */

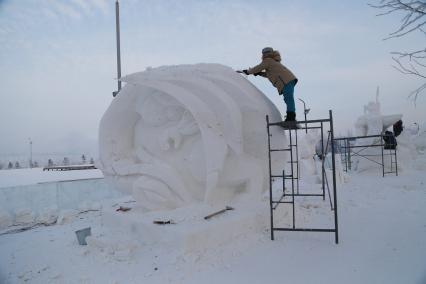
xmin=99 ymin=64 xmax=287 ymax=211
xmin=413 ymin=123 xmax=426 ymax=153
xmin=95 ymin=201 xmax=266 ymax=260
xmin=298 ymin=131 xmax=319 ymax=177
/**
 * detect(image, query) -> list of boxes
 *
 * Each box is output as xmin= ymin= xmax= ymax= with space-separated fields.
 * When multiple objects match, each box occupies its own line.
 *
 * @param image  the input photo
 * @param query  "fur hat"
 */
xmin=262 ymin=47 xmax=273 ymax=54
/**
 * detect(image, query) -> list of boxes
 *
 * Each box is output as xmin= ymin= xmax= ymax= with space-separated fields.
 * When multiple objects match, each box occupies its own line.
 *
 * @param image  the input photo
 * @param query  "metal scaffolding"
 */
xmin=266 ymin=110 xmax=339 ymax=244
xmin=334 ymin=134 xmax=398 ymax=177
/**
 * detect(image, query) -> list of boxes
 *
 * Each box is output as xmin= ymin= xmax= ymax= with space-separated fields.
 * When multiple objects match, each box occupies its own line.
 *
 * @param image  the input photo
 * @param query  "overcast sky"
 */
xmin=0 ymin=0 xmax=424 ymax=157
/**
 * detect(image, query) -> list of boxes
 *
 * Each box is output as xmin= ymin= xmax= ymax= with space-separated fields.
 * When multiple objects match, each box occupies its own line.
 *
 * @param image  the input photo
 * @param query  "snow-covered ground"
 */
xmin=34 ymin=63 xmax=416 ymax=283
xmin=0 ymin=154 xmax=425 ymax=283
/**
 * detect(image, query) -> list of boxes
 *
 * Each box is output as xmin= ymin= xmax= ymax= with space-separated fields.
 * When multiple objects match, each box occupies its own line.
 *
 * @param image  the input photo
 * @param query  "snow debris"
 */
xmin=14 ymin=208 xmax=35 ymax=225
xmin=57 ymin=210 xmax=78 ymax=225
xmin=0 ymin=209 xmax=13 ymax=229
xmin=35 ymin=207 xmax=58 ymax=225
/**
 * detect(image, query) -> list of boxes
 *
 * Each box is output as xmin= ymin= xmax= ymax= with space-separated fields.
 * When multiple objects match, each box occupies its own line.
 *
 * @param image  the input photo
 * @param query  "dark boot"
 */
xmin=281 ymin=112 xmax=299 ymax=129
xmin=284 ymin=112 xmax=296 ymax=122
xmin=284 ymin=112 xmax=291 ymax=122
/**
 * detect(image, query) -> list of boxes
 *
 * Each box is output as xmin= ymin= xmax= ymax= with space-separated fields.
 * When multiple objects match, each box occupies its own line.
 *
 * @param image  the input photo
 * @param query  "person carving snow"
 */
xmin=241 ymin=47 xmax=298 ymax=123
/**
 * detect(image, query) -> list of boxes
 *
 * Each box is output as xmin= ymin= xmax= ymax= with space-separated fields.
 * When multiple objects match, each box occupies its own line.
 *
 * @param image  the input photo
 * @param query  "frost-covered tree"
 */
xmin=62 ymin=157 xmax=70 ymax=166
xmin=90 ymin=157 xmax=95 ymax=164
xmin=0 ymin=163 xmax=3 ymax=170
xmin=81 ymin=154 xmax=86 ymax=164
xmin=8 ymin=162 xmax=13 ymax=169
xmin=48 ymin=159 xmax=54 ymax=167
xmin=33 ymin=161 xmax=39 ymax=168
xmin=15 ymin=161 xmax=20 ymax=169
xmin=370 ymin=0 xmax=426 ymax=103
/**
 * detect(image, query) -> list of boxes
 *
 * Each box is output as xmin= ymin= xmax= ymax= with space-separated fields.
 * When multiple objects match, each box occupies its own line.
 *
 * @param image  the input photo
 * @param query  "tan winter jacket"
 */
xmin=247 ymin=51 xmax=297 ymax=94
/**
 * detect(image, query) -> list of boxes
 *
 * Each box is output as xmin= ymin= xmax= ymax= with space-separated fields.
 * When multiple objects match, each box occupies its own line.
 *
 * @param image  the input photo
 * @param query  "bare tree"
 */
xmin=370 ymin=0 xmax=426 ymax=104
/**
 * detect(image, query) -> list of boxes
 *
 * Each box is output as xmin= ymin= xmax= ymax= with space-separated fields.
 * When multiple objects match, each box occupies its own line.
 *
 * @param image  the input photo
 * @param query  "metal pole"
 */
xmin=282 ymin=169 xmax=285 ymax=194
xmin=29 ymin=138 xmax=32 ymax=168
xmin=320 ymin=122 xmax=325 ymax=200
xmin=289 ymin=129 xmax=295 ymax=196
xmin=266 ymin=115 xmax=274 ymax=240
xmin=113 ymin=0 xmax=122 ymax=97
xmin=395 ymin=147 xmax=398 ymax=176
xmin=329 ymin=110 xmax=339 ymax=244
xmin=288 ymin=128 xmax=295 ymax=229
xmin=381 ymin=134 xmax=385 ymax=177
xmin=292 ymin=168 xmax=295 ymax=229
xmin=348 ymin=140 xmax=351 ymax=171
xmin=295 ymin=129 xmax=299 ymax=194
xmin=298 ymin=98 xmax=308 ymax=133
xmin=343 ymin=139 xmax=348 ymax=172
xmin=304 ymin=109 xmax=307 ymax=134
xmin=324 ymin=131 xmax=334 ymax=210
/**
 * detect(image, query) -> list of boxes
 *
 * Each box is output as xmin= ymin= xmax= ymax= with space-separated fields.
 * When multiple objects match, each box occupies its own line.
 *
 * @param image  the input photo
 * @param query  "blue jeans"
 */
xmin=281 ymin=79 xmax=296 ymax=112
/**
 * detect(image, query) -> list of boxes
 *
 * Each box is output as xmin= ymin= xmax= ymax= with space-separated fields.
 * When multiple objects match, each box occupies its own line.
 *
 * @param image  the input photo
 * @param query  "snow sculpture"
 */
xmin=99 ymin=64 xmax=286 ymax=211
xmin=352 ymin=90 xmax=403 ymax=172
xmin=354 ymin=90 xmax=402 ymax=140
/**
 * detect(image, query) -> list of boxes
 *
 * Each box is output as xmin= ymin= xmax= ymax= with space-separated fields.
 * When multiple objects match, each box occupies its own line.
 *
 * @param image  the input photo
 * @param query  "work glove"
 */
xmin=242 ymin=69 xmax=249 ymax=75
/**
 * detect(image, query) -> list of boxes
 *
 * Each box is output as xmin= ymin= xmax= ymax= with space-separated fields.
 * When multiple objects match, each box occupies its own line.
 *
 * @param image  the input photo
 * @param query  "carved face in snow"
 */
xmin=134 ymin=92 xmax=206 ymax=183
xmin=99 ymin=64 xmax=286 ymax=211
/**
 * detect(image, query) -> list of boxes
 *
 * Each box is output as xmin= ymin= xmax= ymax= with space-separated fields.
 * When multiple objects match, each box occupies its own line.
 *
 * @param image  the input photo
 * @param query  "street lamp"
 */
xmin=113 ymin=0 xmax=122 ymax=97
xmin=298 ymin=98 xmax=310 ymax=133
xmin=28 ymin=138 xmax=33 ymax=168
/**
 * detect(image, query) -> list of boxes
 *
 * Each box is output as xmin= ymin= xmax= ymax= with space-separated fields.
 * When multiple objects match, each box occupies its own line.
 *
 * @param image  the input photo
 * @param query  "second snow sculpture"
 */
xmin=99 ymin=64 xmax=286 ymax=211
xmin=354 ymin=92 xmax=402 ymax=140
xmin=352 ymin=92 xmax=403 ymax=172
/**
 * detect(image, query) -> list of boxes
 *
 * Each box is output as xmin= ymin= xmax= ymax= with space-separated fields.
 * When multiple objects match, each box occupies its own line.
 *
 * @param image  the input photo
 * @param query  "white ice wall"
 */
xmin=0 ymin=179 xmax=122 ymax=216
